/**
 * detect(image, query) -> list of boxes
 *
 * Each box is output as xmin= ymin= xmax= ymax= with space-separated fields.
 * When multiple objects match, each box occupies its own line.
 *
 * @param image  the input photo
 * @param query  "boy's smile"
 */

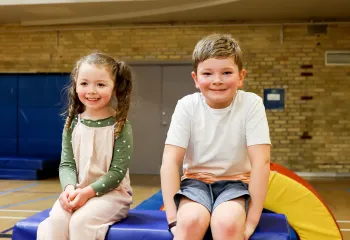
xmin=192 ymin=57 xmax=246 ymax=109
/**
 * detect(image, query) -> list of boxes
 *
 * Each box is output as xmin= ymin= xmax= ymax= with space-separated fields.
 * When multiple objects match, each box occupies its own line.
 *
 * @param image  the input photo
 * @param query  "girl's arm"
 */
xmin=59 ymin=120 xmax=78 ymax=191
xmin=89 ymin=122 xmax=133 ymax=197
xmin=245 ymin=144 xmax=270 ymax=237
xmin=160 ymin=144 xmax=186 ymax=224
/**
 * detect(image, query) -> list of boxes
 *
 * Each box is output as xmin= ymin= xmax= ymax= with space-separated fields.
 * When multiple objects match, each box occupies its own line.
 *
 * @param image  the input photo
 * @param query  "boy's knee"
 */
xmin=211 ymin=215 xmax=245 ymax=236
xmin=177 ymin=211 xmax=208 ymax=231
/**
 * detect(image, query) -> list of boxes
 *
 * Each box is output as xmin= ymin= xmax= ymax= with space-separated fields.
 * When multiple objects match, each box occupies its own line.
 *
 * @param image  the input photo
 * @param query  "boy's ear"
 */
xmin=238 ymin=69 xmax=246 ymax=88
xmin=191 ymin=71 xmax=200 ymax=89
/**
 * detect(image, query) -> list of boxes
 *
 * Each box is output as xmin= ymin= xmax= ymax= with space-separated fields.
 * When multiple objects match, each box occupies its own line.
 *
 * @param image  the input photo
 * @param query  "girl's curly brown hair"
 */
xmin=63 ymin=52 xmax=133 ymax=138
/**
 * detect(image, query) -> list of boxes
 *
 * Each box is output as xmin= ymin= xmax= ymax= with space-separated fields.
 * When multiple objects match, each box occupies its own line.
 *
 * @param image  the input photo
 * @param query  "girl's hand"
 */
xmin=69 ymin=186 xmax=95 ymax=211
xmin=59 ymin=185 xmax=75 ymax=213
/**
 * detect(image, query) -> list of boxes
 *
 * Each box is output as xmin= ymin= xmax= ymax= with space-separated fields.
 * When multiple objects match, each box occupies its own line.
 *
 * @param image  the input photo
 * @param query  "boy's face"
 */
xmin=192 ymin=57 xmax=246 ymax=109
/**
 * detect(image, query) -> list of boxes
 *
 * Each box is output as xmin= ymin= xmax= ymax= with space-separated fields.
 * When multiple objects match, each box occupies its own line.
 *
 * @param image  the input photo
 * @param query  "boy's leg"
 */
xmin=173 ymin=179 xmax=212 ymax=240
xmin=210 ymin=198 xmax=246 ymax=240
xmin=210 ymin=181 xmax=250 ymax=240
xmin=175 ymin=197 xmax=211 ymax=240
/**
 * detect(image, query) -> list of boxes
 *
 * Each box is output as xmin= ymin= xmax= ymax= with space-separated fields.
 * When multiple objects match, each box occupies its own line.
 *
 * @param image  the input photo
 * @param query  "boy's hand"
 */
xmin=170 ymin=226 xmax=176 ymax=237
xmin=69 ymin=186 xmax=95 ymax=211
xmin=59 ymin=185 xmax=75 ymax=213
xmin=244 ymin=224 xmax=255 ymax=240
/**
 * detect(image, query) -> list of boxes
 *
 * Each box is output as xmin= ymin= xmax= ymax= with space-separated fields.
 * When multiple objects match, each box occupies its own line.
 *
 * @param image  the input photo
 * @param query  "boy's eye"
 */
xmin=224 ymin=71 xmax=232 ymax=75
xmin=202 ymin=72 xmax=211 ymax=76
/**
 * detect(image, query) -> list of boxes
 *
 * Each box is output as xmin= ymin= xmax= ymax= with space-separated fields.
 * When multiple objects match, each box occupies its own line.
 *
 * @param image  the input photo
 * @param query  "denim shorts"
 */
xmin=174 ymin=178 xmax=250 ymax=214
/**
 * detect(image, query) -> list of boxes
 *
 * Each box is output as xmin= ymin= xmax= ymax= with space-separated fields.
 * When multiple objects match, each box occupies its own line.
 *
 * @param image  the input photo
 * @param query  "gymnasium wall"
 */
xmin=0 ymin=23 xmax=349 ymax=173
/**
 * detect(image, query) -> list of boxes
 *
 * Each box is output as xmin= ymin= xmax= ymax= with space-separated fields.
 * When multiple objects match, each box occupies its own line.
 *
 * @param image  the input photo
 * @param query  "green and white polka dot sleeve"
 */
xmin=90 ymin=121 xmax=133 ymax=196
xmin=59 ymin=118 xmax=78 ymax=191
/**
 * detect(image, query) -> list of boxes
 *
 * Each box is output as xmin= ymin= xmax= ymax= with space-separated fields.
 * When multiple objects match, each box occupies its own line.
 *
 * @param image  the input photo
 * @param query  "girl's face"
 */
xmin=75 ymin=63 xmax=115 ymax=113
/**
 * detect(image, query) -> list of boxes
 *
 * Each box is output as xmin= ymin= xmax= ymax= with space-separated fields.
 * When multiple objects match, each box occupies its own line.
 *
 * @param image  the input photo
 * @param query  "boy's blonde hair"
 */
xmin=192 ymin=33 xmax=244 ymax=72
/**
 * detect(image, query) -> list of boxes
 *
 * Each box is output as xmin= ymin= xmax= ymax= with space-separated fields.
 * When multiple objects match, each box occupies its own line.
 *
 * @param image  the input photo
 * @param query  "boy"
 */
xmin=160 ymin=33 xmax=271 ymax=240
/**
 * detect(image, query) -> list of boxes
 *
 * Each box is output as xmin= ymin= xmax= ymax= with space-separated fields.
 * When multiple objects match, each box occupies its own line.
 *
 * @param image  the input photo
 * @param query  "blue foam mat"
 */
xmin=0 ymin=168 xmax=58 ymax=180
xmin=13 ymin=209 xmax=290 ymax=240
xmin=135 ymin=190 xmax=298 ymax=240
xmin=0 ymin=156 xmax=59 ymax=170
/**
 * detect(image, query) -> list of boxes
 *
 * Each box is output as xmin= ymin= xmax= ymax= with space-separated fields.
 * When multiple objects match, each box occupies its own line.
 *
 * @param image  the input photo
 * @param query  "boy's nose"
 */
xmin=212 ymin=75 xmax=223 ymax=84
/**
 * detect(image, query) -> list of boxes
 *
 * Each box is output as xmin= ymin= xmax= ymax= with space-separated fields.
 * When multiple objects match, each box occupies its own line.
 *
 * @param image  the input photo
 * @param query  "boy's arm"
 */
xmin=246 ymin=144 xmax=270 ymax=233
xmin=160 ymin=144 xmax=186 ymax=224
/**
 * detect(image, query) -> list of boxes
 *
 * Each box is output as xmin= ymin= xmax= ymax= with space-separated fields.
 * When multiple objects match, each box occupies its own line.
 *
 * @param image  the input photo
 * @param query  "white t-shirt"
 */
xmin=165 ymin=90 xmax=271 ymax=182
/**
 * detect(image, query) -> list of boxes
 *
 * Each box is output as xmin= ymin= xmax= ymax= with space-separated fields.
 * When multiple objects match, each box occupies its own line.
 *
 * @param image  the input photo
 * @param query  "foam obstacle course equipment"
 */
xmin=0 ymin=156 xmax=59 ymax=180
xmin=267 ymin=162 xmax=342 ymax=240
xmin=12 ymin=208 xmax=291 ymax=240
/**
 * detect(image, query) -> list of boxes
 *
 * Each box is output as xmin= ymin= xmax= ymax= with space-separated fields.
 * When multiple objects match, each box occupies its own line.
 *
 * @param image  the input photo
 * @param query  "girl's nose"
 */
xmin=87 ymin=86 xmax=97 ymax=94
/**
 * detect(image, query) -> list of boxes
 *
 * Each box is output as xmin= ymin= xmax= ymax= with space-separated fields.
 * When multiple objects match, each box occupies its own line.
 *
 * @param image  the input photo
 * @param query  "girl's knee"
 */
xmin=47 ymin=213 xmax=70 ymax=226
xmin=69 ymin=211 xmax=89 ymax=229
xmin=37 ymin=214 xmax=70 ymax=239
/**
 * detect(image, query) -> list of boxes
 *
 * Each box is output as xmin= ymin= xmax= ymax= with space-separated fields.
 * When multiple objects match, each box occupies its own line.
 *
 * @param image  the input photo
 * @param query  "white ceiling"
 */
xmin=0 ymin=0 xmax=349 ymax=26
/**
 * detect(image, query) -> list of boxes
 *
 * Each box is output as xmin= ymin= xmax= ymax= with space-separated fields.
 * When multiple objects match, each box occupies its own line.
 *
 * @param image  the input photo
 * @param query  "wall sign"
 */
xmin=263 ymin=88 xmax=284 ymax=110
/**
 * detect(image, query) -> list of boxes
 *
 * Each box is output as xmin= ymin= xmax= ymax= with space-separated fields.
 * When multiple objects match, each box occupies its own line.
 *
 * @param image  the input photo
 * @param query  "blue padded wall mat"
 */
xmin=17 ymin=74 xmax=69 ymax=157
xmin=18 ymin=108 xmax=64 ymax=138
xmin=0 ymin=139 xmax=17 ymax=156
xmin=18 ymin=108 xmax=64 ymax=157
xmin=0 ymin=75 xmax=18 ymax=156
xmin=0 ymin=74 xmax=17 ymax=106
xmin=18 ymin=74 xmax=69 ymax=107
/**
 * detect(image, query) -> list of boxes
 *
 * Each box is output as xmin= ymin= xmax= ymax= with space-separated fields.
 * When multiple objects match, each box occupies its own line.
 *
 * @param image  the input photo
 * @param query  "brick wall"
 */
xmin=0 ymin=23 xmax=349 ymax=172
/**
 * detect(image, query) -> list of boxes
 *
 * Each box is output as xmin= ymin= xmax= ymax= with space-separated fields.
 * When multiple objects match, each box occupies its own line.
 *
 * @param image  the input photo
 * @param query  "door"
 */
xmin=128 ymin=65 xmax=163 ymax=174
xmin=161 ymin=65 xmax=197 ymax=137
xmin=127 ymin=64 xmax=196 ymax=174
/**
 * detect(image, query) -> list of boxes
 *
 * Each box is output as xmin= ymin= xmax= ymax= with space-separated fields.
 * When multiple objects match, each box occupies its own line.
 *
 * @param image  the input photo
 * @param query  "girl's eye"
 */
xmin=80 ymin=82 xmax=87 ymax=86
xmin=97 ymin=83 xmax=105 ymax=87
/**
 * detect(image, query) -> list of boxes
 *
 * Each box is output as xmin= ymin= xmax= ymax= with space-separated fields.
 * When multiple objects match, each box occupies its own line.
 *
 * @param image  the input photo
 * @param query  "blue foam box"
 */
xmin=13 ymin=209 xmax=290 ymax=240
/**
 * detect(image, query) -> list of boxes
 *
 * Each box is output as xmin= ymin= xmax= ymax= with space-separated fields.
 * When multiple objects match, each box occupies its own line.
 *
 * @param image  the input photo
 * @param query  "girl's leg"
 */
xmin=174 ymin=196 xmax=211 ymax=240
xmin=69 ymin=189 xmax=131 ymax=240
xmin=37 ymin=200 xmax=72 ymax=240
xmin=210 ymin=197 xmax=246 ymax=240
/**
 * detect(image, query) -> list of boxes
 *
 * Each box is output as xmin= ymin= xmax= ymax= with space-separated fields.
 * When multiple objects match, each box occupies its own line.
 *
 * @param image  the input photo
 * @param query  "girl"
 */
xmin=37 ymin=52 xmax=134 ymax=240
